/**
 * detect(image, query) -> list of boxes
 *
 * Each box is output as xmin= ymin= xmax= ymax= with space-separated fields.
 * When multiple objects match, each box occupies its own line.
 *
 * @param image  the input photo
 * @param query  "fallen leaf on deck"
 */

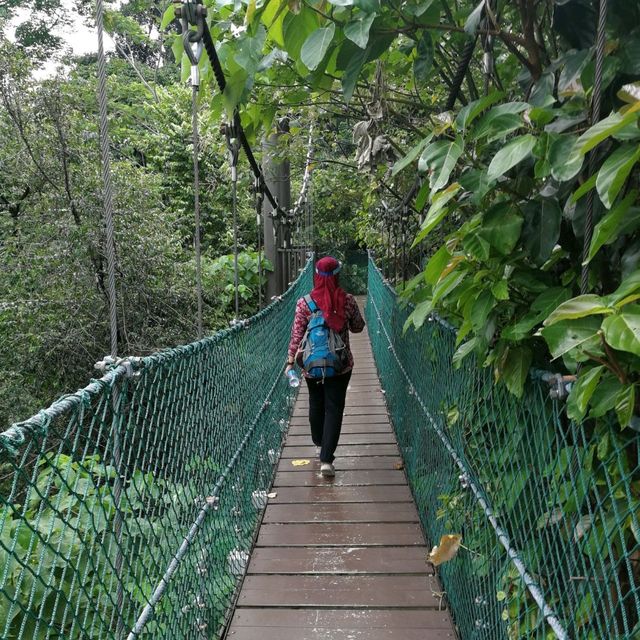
xmin=428 ymin=534 xmax=462 ymax=566
xmin=267 ymin=492 xmax=277 ymax=499
xmin=394 ymin=461 xmax=404 ymax=470
xmin=291 ymin=459 xmax=311 ymax=466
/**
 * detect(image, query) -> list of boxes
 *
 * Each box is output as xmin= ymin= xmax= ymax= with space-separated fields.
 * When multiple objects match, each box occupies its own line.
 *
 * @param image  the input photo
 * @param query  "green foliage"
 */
xmin=369 ymin=259 xmax=640 ymax=640
xmin=203 ymin=251 xmax=273 ymax=317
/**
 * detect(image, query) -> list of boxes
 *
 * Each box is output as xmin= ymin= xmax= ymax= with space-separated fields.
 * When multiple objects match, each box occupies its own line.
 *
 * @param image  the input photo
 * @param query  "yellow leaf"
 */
xmin=438 ymin=255 xmax=465 ymax=282
xmin=428 ymin=534 xmax=462 ymax=566
xmin=291 ymin=459 xmax=311 ymax=466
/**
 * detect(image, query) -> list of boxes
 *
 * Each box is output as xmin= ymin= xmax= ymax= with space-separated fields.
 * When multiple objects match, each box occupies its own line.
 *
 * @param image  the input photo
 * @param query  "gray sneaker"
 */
xmin=320 ymin=463 xmax=335 ymax=477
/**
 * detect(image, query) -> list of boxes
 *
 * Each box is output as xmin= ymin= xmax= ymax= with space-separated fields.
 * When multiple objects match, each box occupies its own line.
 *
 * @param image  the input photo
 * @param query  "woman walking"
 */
xmin=285 ymin=256 xmax=365 ymax=477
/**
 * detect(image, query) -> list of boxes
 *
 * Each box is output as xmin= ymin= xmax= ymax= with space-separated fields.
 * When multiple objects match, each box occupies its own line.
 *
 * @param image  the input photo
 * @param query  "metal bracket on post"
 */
xmin=223 ymin=121 xmax=242 ymax=318
xmin=254 ymin=176 xmax=265 ymax=308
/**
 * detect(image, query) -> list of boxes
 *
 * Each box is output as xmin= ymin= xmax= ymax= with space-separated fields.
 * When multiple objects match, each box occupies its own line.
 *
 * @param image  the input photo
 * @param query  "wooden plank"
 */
xmin=273 ymin=469 xmax=406 ymax=487
xmin=256 ymin=522 xmax=425 ymax=547
xmin=247 ymin=546 xmax=432 ymax=574
xmin=281 ymin=444 xmax=399 ymax=458
xmin=228 ymin=609 xmax=453 ymax=631
xmin=286 ymin=433 xmax=396 ymax=446
xmin=288 ymin=414 xmax=391 ymax=426
xmin=262 ymin=501 xmax=419 ymax=524
xmin=342 ymin=397 xmax=388 ymax=406
xmin=288 ymin=422 xmax=393 ymax=435
xmin=269 ymin=485 xmax=413 ymax=503
xmin=225 ymin=625 xmax=455 ymax=639
xmin=236 ymin=575 xmax=444 ymax=608
xmin=277 ymin=456 xmax=402 ymax=472
xmin=293 ymin=405 xmax=387 ymax=417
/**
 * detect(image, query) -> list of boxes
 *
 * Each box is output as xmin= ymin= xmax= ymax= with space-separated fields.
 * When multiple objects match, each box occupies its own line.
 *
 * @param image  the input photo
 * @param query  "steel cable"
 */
xmin=581 ymin=0 xmax=608 ymax=294
xmin=192 ymin=82 xmax=203 ymax=339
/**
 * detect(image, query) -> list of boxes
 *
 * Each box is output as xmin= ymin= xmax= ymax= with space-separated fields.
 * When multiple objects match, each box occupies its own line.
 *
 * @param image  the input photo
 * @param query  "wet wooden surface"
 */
xmin=225 ymin=315 xmax=456 ymax=640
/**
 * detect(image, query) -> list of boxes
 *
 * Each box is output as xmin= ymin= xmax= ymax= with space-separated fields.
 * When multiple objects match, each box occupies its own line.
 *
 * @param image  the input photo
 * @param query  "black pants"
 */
xmin=305 ymin=372 xmax=352 ymax=463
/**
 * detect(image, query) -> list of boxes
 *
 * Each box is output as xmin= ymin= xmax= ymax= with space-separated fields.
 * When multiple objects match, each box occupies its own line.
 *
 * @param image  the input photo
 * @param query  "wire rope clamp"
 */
xmin=94 ymin=355 xmax=142 ymax=378
xmin=541 ymin=372 xmax=576 ymax=401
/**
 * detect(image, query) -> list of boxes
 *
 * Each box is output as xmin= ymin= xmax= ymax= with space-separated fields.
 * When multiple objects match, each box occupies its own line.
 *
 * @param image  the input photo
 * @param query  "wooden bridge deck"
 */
xmin=225 ymin=322 xmax=456 ymax=639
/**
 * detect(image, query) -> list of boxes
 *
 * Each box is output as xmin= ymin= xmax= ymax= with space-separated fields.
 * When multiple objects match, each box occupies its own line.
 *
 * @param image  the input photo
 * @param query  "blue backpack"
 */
xmin=300 ymin=295 xmax=348 ymax=379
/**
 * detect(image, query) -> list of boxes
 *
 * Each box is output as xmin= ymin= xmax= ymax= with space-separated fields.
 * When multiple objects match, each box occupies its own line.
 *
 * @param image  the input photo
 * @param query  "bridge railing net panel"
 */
xmin=0 ymin=261 xmax=312 ymax=640
xmin=366 ymin=256 xmax=640 ymax=640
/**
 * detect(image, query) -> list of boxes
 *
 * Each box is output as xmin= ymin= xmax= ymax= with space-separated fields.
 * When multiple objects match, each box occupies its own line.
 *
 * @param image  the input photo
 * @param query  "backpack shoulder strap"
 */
xmin=304 ymin=294 xmax=317 ymax=312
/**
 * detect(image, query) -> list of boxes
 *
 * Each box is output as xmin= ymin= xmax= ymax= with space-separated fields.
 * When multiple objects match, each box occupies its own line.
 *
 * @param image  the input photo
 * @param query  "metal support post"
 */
xmin=262 ymin=118 xmax=291 ymax=297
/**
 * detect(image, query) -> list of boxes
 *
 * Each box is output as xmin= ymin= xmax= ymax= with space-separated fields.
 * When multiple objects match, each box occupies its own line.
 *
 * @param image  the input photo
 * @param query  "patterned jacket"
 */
xmin=287 ymin=294 xmax=365 ymax=375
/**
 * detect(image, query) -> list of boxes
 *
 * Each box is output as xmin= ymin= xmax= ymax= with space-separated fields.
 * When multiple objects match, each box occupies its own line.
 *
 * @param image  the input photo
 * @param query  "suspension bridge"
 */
xmin=2 ymin=0 xmax=639 ymax=636
xmin=1 ymin=257 xmax=638 ymax=639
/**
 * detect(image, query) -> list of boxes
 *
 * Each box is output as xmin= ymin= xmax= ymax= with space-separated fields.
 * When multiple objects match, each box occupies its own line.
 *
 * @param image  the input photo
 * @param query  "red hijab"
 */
xmin=311 ymin=256 xmax=347 ymax=332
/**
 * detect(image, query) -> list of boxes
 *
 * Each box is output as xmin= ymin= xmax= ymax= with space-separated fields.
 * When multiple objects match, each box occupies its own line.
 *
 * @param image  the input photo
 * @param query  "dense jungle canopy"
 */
xmin=1 ymin=0 xmax=639 ymax=440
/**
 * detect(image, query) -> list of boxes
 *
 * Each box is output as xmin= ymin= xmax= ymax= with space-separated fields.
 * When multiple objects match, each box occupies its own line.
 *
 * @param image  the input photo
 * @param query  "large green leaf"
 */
xmin=455 ymin=91 xmax=504 ymax=132
xmin=544 ymin=294 xmax=612 ymax=325
xmin=487 ymin=134 xmax=536 ymax=182
xmin=283 ymin=10 xmax=320 ymax=59
xmin=419 ymin=137 xmax=463 ymax=191
xmin=424 ymin=245 xmax=451 ymax=284
xmin=609 ymin=270 xmax=640 ymax=304
xmin=472 ymin=102 xmax=528 ymax=140
xmin=540 ymin=317 xmax=601 ymax=360
xmin=585 ymin=191 xmax=637 ymax=262
xmin=406 ymin=299 xmax=433 ymax=329
xmin=590 ymin=374 xmax=624 ymax=418
xmin=452 ymin=337 xmax=477 ymax=367
xmin=578 ymin=104 xmax=640 ymax=154
xmin=301 ymin=23 xmax=335 ymax=71
xmin=521 ymin=199 xmax=562 ymax=265
xmin=502 ymin=288 xmax=571 ymax=340
xmin=549 ymin=135 xmax=584 ymax=182
xmin=570 ymin=173 xmax=597 ymax=204
xmin=567 ymin=365 xmax=604 ymax=422
xmin=462 ymin=232 xmax=490 ymax=261
xmin=602 ymin=310 xmax=640 ymax=357
xmin=501 ymin=346 xmax=532 ymax=397
xmin=472 ymin=113 xmax=523 ymax=142
xmin=615 ymin=385 xmax=636 ymax=428
xmin=595 ymin=143 xmax=640 ymax=209
xmin=411 ymin=205 xmax=451 ymax=247
xmin=344 ymin=11 xmax=377 ymax=48
xmin=425 ymin=182 xmax=460 ymax=217
xmin=479 ymin=203 xmax=523 ymax=255
xmin=161 ymin=4 xmax=176 ymax=30
xmin=558 ymin=48 xmax=592 ymax=97
xmin=337 ymin=32 xmax=394 ymax=101
xmin=459 ymin=168 xmax=491 ymax=203
xmin=392 ymin=135 xmax=432 ymax=176
xmin=471 ymin=289 xmax=495 ymax=332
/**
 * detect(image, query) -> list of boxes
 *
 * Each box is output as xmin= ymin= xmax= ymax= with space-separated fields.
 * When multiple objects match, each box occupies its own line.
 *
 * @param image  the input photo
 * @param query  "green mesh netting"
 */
xmin=0 ymin=260 xmax=312 ymax=640
xmin=366 ymin=256 xmax=640 ymax=640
